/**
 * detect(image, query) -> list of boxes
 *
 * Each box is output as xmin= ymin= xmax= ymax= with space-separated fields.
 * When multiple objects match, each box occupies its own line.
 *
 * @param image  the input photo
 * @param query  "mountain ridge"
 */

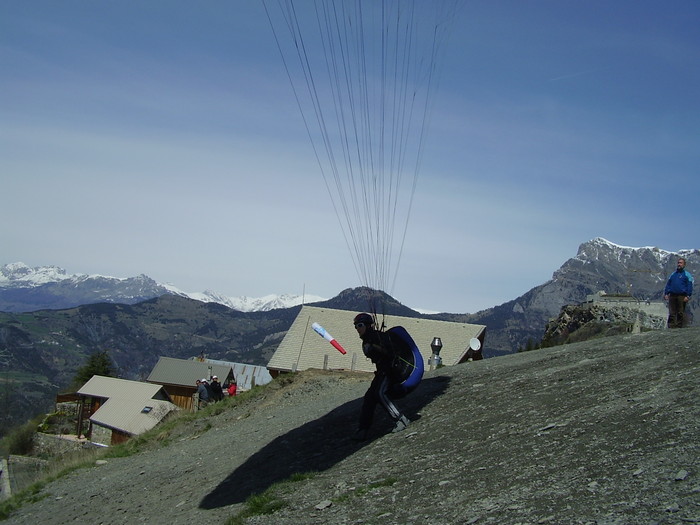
xmin=0 ymin=262 xmax=325 ymax=313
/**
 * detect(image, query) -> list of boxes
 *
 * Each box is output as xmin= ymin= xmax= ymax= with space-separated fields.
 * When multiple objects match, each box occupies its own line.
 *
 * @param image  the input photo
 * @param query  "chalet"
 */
xmin=77 ymin=376 xmax=178 ymax=446
xmin=267 ymin=306 xmax=487 ymax=377
xmin=146 ymin=357 xmax=235 ymax=411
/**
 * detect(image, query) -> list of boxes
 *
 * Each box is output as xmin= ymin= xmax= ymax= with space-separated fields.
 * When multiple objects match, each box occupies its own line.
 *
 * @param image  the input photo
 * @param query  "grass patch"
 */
xmin=246 ymin=492 xmax=286 ymax=514
xmin=286 ymin=472 xmax=315 ymax=483
xmin=225 ymin=471 xmax=317 ymax=525
xmin=0 ymin=483 xmax=46 ymax=520
xmin=224 ymin=489 xmax=287 ymax=525
xmin=332 ymin=476 xmax=398 ymax=504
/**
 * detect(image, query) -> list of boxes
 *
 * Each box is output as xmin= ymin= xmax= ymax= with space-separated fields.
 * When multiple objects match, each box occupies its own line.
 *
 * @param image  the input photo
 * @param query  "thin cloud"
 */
xmin=547 ymin=67 xmax=606 ymax=82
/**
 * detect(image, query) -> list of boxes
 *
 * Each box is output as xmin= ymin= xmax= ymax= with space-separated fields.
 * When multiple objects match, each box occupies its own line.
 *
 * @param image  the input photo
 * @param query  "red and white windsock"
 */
xmin=312 ymin=322 xmax=347 ymax=355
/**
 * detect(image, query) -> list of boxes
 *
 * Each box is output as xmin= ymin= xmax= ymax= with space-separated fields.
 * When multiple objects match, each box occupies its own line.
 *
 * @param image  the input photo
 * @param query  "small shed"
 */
xmin=267 ymin=306 xmax=486 ymax=377
xmin=146 ymin=357 xmax=235 ymax=411
xmin=76 ymin=376 xmax=178 ymax=446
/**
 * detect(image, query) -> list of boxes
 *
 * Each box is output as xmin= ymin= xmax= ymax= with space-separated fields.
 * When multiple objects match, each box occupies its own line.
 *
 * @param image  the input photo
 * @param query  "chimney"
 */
xmin=429 ymin=337 xmax=443 ymax=370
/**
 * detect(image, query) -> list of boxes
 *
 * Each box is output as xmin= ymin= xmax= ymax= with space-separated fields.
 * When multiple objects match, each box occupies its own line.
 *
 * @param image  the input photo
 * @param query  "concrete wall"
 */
xmin=585 ymin=293 xmax=667 ymax=319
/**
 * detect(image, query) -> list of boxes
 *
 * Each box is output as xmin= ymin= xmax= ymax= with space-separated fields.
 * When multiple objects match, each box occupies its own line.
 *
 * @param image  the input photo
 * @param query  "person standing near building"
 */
xmin=209 ymin=375 xmax=224 ymax=402
xmin=664 ymin=257 xmax=694 ymax=328
xmin=227 ymin=380 xmax=237 ymax=397
xmin=196 ymin=379 xmax=210 ymax=409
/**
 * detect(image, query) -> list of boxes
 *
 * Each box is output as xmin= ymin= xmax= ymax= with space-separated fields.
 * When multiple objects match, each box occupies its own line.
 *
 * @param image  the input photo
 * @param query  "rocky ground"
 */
xmin=4 ymin=327 xmax=700 ymax=524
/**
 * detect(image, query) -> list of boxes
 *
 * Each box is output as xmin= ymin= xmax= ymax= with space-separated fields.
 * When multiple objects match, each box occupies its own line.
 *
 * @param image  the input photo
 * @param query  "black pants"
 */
xmin=667 ymin=294 xmax=687 ymax=328
xmin=358 ymin=372 xmax=402 ymax=431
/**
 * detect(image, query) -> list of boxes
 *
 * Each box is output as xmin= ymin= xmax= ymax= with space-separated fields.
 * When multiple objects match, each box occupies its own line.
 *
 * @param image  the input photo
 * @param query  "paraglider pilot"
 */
xmin=353 ymin=312 xmax=410 ymax=441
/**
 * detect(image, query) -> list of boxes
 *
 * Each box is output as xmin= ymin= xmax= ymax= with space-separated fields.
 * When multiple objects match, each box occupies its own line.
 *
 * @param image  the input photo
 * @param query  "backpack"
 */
xmin=386 ymin=326 xmax=424 ymax=397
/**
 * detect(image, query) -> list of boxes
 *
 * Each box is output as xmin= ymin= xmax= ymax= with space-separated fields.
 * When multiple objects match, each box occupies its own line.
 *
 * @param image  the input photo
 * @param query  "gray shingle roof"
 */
xmin=267 ymin=306 xmax=486 ymax=374
xmin=78 ymin=375 xmax=170 ymax=401
xmin=90 ymin=398 xmax=178 ymax=436
xmin=146 ymin=357 xmax=234 ymax=387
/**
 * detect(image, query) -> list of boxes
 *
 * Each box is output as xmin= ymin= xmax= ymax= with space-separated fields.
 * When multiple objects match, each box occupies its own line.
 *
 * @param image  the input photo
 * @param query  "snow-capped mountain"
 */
xmin=0 ymin=262 xmax=325 ymax=313
xmin=166 ymin=286 xmax=326 ymax=312
xmin=572 ymin=237 xmax=676 ymax=266
xmin=0 ymin=262 xmax=72 ymax=285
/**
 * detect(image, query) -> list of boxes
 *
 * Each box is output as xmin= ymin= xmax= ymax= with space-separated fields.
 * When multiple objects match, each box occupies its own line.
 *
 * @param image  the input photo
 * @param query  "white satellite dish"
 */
xmin=469 ymin=338 xmax=481 ymax=351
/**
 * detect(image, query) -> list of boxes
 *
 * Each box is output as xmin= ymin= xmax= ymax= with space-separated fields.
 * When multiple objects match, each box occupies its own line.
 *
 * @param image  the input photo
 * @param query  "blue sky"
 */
xmin=2 ymin=1 xmax=698 ymax=314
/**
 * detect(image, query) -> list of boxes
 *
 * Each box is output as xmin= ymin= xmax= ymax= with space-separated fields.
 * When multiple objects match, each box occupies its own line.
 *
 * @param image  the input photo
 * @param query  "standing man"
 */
xmin=196 ymin=379 xmax=210 ymax=409
xmin=209 ymin=375 xmax=224 ymax=402
xmin=352 ymin=312 xmax=410 ymax=441
xmin=664 ymin=257 xmax=694 ymax=328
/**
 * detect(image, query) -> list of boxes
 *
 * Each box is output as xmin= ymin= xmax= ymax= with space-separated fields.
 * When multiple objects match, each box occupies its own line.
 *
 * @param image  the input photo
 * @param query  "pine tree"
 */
xmin=72 ymin=349 xmax=117 ymax=388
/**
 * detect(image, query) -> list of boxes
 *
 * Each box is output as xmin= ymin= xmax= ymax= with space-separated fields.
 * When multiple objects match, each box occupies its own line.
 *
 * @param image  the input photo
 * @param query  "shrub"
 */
xmin=0 ymin=418 xmax=40 ymax=456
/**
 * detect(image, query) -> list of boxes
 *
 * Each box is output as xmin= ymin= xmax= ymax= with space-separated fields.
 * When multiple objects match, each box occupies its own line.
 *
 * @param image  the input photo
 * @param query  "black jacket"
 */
xmin=210 ymin=380 xmax=224 ymax=401
xmin=361 ymin=328 xmax=398 ymax=378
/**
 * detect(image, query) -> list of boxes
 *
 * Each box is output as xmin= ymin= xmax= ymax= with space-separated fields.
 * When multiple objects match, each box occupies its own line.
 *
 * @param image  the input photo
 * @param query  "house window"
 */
xmin=141 ymin=406 xmax=153 ymax=413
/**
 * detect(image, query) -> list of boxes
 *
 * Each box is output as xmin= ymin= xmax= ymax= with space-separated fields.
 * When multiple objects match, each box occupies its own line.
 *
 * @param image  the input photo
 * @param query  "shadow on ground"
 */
xmin=199 ymin=375 xmax=451 ymax=508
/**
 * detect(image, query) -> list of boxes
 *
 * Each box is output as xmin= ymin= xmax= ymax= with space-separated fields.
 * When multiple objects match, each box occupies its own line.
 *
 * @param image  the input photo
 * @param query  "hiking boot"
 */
xmin=352 ymin=428 xmax=369 ymax=441
xmin=392 ymin=415 xmax=410 ymax=433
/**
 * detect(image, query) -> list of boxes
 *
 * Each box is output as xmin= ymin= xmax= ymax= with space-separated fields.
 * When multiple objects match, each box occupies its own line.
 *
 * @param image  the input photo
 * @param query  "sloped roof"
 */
xmin=90 ymin=398 xmax=178 ymax=436
xmin=268 ymin=306 xmax=486 ymax=374
xmin=78 ymin=375 xmax=171 ymax=402
xmin=77 ymin=375 xmax=178 ymax=436
xmin=146 ymin=357 xmax=234 ymax=388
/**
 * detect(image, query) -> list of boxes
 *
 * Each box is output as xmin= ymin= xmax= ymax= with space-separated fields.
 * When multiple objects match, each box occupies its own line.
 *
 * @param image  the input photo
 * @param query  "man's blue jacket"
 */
xmin=664 ymin=269 xmax=694 ymax=297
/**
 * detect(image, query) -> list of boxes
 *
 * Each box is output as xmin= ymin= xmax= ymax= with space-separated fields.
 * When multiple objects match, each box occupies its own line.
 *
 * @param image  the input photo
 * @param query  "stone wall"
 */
xmin=33 ymin=432 xmax=93 ymax=457
xmin=541 ymin=303 xmax=666 ymax=347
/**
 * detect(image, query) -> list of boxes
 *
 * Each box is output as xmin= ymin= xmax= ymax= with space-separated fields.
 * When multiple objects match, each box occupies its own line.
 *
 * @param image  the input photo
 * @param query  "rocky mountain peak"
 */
xmin=0 ymin=262 xmax=70 ymax=285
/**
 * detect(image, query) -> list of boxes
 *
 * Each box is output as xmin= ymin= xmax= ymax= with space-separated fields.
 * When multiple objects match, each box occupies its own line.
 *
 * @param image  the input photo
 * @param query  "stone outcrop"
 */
xmin=541 ymin=296 xmax=667 ymax=347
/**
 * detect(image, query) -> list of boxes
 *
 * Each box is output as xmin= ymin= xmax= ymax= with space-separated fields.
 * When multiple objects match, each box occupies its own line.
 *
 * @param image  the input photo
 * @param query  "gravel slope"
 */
xmin=5 ymin=327 xmax=700 ymax=524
